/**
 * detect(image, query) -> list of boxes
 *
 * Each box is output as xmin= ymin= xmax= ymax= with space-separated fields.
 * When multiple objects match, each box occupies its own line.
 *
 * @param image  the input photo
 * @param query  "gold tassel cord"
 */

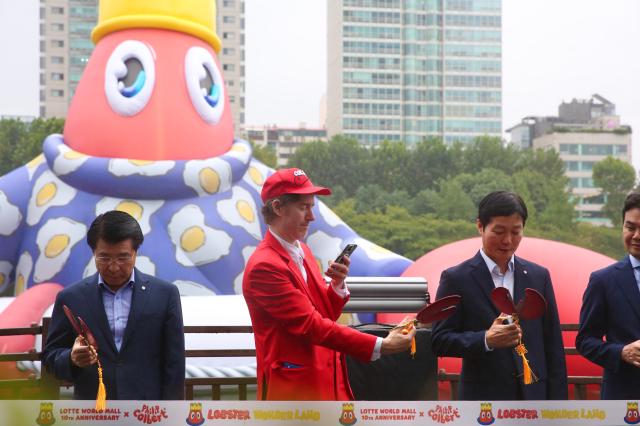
xmin=514 ymin=343 xmax=537 ymax=385
xmin=510 ymin=314 xmax=538 ymax=385
xmin=410 ymin=336 xmax=416 ymax=359
xmin=401 ymin=323 xmax=417 ymax=359
xmin=85 ymin=340 xmax=107 ymax=411
xmin=96 ymin=361 xmax=107 ymax=412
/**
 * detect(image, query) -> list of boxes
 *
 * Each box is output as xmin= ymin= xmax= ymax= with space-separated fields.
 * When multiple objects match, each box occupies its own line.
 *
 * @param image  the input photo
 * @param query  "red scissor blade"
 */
xmin=63 ymin=305 xmax=83 ymax=336
xmin=518 ymin=288 xmax=547 ymax=320
xmin=491 ymin=287 xmax=517 ymax=315
xmin=416 ymin=294 xmax=461 ymax=323
xmin=77 ymin=316 xmax=99 ymax=351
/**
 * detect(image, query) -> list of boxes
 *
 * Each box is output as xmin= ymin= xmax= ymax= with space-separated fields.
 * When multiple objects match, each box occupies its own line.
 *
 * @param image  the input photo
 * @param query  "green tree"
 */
xmin=404 ymin=137 xmax=462 ymax=194
xmin=250 ymin=141 xmax=277 ymax=168
xmin=0 ymin=118 xmax=64 ymax=175
xmin=516 ymin=147 xmax=566 ymax=180
xmin=592 ymin=156 xmax=636 ymax=227
xmin=434 ymin=180 xmax=476 ymax=221
xmin=368 ymin=140 xmax=410 ymax=193
xmin=352 ymin=184 xmax=411 ymax=214
xmin=322 ymin=184 xmax=348 ymax=208
xmin=513 ymin=169 xmax=575 ymax=230
xmin=332 ymin=201 xmax=478 ymax=259
xmin=0 ymin=119 xmax=26 ymax=175
xmin=287 ymin=135 xmax=371 ymax=194
xmin=452 ymin=168 xmax=513 ymax=206
xmin=460 ymin=136 xmax=519 ymax=175
xmin=409 ymin=189 xmax=439 ymax=215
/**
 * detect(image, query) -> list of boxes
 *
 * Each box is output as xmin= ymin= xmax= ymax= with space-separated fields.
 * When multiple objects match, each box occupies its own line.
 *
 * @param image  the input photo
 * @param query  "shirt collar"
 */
xmin=629 ymin=254 xmax=640 ymax=269
xmin=269 ymin=227 xmax=305 ymax=260
xmin=98 ymin=270 xmax=136 ymax=291
xmin=480 ymin=248 xmax=514 ymax=275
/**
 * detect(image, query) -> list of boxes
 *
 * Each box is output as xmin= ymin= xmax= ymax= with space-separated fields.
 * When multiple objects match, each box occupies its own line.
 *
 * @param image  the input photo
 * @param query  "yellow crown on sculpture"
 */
xmin=342 ymin=403 xmax=354 ymax=411
xmin=91 ymin=0 xmax=222 ymax=52
xmin=190 ymin=402 xmax=202 ymax=410
xmin=628 ymin=402 xmax=639 ymax=410
xmin=39 ymin=402 xmax=54 ymax=411
xmin=480 ymin=403 xmax=492 ymax=410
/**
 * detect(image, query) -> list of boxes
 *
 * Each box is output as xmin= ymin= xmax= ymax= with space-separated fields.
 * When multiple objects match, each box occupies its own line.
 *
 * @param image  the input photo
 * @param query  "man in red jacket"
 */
xmin=243 ymin=168 xmax=415 ymax=400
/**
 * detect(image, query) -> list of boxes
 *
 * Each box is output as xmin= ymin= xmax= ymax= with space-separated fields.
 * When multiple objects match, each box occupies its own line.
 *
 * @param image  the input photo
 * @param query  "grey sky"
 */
xmin=0 ymin=0 xmax=39 ymax=117
xmin=1 ymin=0 xmax=638 ymax=166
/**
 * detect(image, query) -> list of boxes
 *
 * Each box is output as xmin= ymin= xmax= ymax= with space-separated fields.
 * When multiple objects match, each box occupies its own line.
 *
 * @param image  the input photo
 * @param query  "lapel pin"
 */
xmin=141 ymin=286 xmax=146 ymax=291
xmin=523 ymin=270 xmax=528 ymax=275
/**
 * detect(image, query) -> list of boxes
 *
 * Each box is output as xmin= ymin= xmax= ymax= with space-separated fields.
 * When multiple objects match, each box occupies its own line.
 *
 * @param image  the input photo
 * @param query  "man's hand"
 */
xmin=621 ymin=340 xmax=640 ymax=367
xmin=70 ymin=335 xmax=97 ymax=368
xmin=485 ymin=315 xmax=522 ymax=349
xmin=381 ymin=316 xmax=417 ymax=355
xmin=325 ymin=255 xmax=350 ymax=288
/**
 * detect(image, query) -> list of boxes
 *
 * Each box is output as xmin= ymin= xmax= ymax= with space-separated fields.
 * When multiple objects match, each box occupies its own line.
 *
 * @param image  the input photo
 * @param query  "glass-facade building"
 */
xmin=327 ymin=0 xmax=502 ymax=146
xmin=39 ymin=0 xmax=98 ymax=118
xmin=68 ymin=1 xmax=98 ymax=100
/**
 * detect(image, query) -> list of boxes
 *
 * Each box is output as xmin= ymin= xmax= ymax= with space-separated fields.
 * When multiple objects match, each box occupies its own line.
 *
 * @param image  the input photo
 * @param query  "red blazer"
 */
xmin=242 ymin=230 xmax=377 ymax=400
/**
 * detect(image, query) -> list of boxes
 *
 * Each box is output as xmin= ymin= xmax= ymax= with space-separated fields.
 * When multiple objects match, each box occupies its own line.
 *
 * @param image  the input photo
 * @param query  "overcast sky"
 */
xmin=1 ymin=0 xmax=639 ymax=166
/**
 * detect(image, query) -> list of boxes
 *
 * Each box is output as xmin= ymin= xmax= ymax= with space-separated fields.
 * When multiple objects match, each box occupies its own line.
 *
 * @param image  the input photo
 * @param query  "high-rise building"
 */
xmin=327 ymin=0 xmax=502 ymax=147
xmin=39 ymin=0 xmax=245 ymax=128
xmin=246 ymin=125 xmax=328 ymax=167
xmin=39 ymin=0 xmax=98 ymax=119
xmin=508 ymin=94 xmax=633 ymax=225
xmin=217 ymin=0 xmax=246 ymax=133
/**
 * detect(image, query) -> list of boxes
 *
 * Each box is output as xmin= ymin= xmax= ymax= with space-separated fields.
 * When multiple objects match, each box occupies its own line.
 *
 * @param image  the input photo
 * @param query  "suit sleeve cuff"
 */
xmin=370 ymin=337 xmax=383 ymax=361
xmin=484 ymin=332 xmax=494 ymax=352
xmin=331 ymin=279 xmax=350 ymax=299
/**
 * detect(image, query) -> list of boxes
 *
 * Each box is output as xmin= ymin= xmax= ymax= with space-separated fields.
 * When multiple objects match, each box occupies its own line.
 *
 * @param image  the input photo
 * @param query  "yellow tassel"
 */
xmin=410 ymin=336 xmax=416 ymax=359
xmin=96 ymin=363 xmax=107 ymax=412
xmin=514 ymin=343 xmax=537 ymax=385
xmin=402 ymin=323 xmax=416 ymax=359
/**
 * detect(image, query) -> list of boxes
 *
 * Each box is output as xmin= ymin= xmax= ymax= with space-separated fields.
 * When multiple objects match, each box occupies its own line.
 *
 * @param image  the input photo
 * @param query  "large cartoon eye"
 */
xmin=104 ymin=40 xmax=156 ymax=116
xmin=185 ymin=46 xmax=225 ymax=125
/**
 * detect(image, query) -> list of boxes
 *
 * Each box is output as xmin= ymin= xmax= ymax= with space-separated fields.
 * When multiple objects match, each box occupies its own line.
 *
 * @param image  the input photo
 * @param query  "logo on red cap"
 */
xmin=260 ymin=168 xmax=331 ymax=202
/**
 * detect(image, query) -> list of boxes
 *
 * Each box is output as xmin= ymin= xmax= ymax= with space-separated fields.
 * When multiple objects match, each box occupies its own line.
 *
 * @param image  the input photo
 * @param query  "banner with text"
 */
xmin=2 ymin=400 xmax=639 ymax=426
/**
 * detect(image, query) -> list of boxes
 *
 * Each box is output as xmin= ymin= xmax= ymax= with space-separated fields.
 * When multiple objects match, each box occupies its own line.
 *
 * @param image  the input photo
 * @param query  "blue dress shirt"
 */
xmin=98 ymin=271 xmax=135 ymax=351
xmin=629 ymin=254 xmax=640 ymax=294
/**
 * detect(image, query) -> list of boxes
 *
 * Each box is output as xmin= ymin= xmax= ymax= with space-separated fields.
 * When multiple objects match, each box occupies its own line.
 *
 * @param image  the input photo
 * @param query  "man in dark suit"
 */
xmin=576 ymin=192 xmax=640 ymax=399
xmin=432 ymin=191 xmax=567 ymax=400
xmin=43 ymin=210 xmax=185 ymax=400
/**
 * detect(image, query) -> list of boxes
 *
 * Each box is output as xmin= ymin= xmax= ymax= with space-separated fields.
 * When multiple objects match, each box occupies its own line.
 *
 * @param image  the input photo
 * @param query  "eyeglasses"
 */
xmin=95 ymin=255 xmax=134 ymax=265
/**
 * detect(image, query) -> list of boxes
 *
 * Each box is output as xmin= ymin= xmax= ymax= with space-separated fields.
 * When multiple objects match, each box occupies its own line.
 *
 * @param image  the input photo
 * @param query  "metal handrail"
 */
xmin=343 ymin=277 xmax=429 ymax=312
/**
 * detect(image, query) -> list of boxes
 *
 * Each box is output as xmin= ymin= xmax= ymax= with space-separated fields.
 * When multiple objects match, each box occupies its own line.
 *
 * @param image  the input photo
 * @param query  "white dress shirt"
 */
xmin=479 ymin=248 xmax=515 ymax=351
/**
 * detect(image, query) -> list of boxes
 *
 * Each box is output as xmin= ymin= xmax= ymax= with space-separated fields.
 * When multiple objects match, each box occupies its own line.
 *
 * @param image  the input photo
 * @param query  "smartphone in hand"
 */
xmin=334 ymin=244 xmax=357 ymax=264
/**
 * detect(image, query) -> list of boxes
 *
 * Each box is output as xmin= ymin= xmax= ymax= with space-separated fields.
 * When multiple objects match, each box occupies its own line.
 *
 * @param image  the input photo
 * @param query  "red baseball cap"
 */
xmin=260 ymin=168 xmax=331 ymax=202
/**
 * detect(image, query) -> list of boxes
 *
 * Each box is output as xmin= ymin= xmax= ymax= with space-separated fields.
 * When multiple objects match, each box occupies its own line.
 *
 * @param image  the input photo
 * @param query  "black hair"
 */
xmin=87 ymin=210 xmax=144 ymax=251
xmin=261 ymin=194 xmax=302 ymax=225
xmin=622 ymin=192 xmax=640 ymax=222
xmin=477 ymin=191 xmax=528 ymax=228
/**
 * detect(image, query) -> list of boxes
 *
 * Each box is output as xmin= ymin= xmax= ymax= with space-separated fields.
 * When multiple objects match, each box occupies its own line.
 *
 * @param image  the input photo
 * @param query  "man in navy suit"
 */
xmin=432 ymin=191 xmax=567 ymax=400
xmin=43 ymin=211 xmax=185 ymax=400
xmin=576 ymin=192 xmax=640 ymax=399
